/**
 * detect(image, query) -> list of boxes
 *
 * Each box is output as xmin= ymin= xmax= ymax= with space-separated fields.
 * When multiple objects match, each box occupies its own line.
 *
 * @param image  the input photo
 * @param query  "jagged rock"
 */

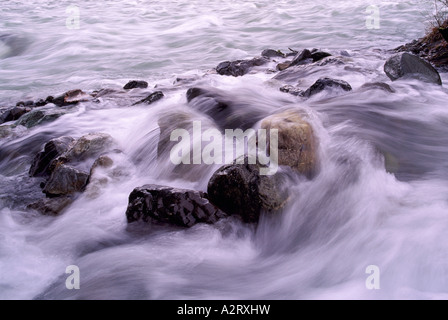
xmin=29 ymin=136 xmax=76 ymax=177
xmin=260 ymin=110 xmax=317 ymax=176
xmin=126 ymin=184 xmax=227 ymax=227
xmin=303 ymin=78 xmax=352 ymax=97
xmin=133 ymin=91 xmax=164 ymax=105
xmin=43 ymin=164 xmax=89 ymax=196
xmin=64 ymin=132 xmax=115 ymax=162
xmin=27 ymin=196 xmax=74 ymax=216
xmin=279 ymin=85 xmax=304 ymax=97
xmin=216 ymin=57 xmax=268 ymax=77
xmin=261 ymin=49 xmax=285 ymax=58
xmin=384 ymin=52 xmax=442 ymax=85
xmin=123 ymin=80 xmax=148 ymax=90
xmin=207 ymin=159 xmax=288 ymax=223
xmin=0 ymin=106 xmax=31 ymax=123
xmin=289 ymin=49 xmax=313 ymax=67
xmin=52 ymin=89 xmax=90 ymax=107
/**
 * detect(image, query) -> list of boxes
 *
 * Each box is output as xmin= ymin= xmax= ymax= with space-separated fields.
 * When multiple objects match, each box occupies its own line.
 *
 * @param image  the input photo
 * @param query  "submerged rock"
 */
xmin=289 ymin=49 xmax=313 ymax=67
xmin=303 ymin=77 xmax=352 ymax=98
xmin=279 ymin=85 xmax=304 ymax=97
xmin=123 ymin=80 xmax=148 ymax=90
xmin=359 ymin=82 xmax=396 ymax=93
xmin=261 ymin=49 xmax=285 ymax=58
xmin=0 ymin=106 xmax=31 ymax=124
xmin=216 ymin=57 xmax=268 ymax=77
xmin=260 ymin=110 xmax=317 ymax=176
xmin=64 ymin=132 xmax=115 ymax=162
xmin=126 ymin=184 xmax=227 ymax=227
xmin=133 ymin=91 xmax=164 ymax=105
xmin=15 ymin=108 xmax=68 ymax=128
xmin=29 ymin=136 xmax=76 ymax=177
xmin=27 ymin=196 xmax=74 ymax=216
xmin=43 ymin=164 xmax=89 ymax=196
xmin=384 ymin=52 xmax=442 ymax=85
xmin=207 ymin=159 xmax=288 ymax=223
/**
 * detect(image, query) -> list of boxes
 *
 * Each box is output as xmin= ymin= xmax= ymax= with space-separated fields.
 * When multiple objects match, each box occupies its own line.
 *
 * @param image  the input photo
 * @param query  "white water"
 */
xmin=1 ymin=0 xmax=448 ymax=300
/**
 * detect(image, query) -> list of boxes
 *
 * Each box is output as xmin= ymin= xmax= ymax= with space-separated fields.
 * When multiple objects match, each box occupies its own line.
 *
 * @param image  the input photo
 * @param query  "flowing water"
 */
xmin=1 ymin=0 xmax=448 ymax=300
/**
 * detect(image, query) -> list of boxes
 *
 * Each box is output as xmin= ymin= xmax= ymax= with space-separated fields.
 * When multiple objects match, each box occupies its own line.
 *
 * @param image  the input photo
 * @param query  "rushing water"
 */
xmin=1 ymin=0 xmax=448 ymax=300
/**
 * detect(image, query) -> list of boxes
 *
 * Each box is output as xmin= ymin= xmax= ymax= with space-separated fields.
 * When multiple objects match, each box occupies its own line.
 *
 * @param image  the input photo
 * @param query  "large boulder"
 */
xmin=303 ymin=78 xmax=352 ymax=98
xmin=42 ymin=163 xmax=89 ymax=196
xmin=29 ymin=136 xmax=76 ymax=177
xmin=384 ymin=52 xmax=442 ymax=85
xmin=216 ymin=57 xmax=268 ymax=77
xmin=207 ymin=160 xmax=289 ymax=223
xmin=126 ymin=185 xmax=227 ymax=227
xmin=260 ymin=110 xmax=317 ymax=177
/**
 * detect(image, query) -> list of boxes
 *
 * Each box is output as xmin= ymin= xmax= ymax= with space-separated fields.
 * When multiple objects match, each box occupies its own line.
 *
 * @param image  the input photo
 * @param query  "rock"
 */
xmin=279 ymin=85 xmax=304 ymax=97
xmin=126 ymin=184 xmax=227 ymax=227
xmin=123 ymin=80 xmax=148 ymax=90
xmin=15 ymin=108 xmax=68 ymax=128
xmin=384 ymin=52 xmax=442 ymax=85
xmin=133 ymin=91 xmax=164 ymax=105
xmin=157 ymin=111 xmax=195 ymax=158
xmin=340 ymin=50 xmax=351 ymax=57
xmin=27 ymin=196 xmax=74 ymax=216
xmin=260 ymin=110 xmax=317 ymax=176
xmin=64 ymin=132 xmax=115 ymax=162
xmin=277 ymin=62 xmax=291 ymax=71
xmin=29 ymin=136 xmax=76 ymax=177
xmin=0 ymin=106 xmax=31 ymax=124
xmin=261 ymin=49 xmax=285 ymax=58
xmin=216 ymin=57 xmax=268 ymax=77
xmin=311 ymin=51 xmax=332 ymax=62
xmin=360 ymin=82 xmax=396 ymax=93
xmin=52 ymin=89 xmax=90 ymax=107
xmin=35 ymin=99 xmax=47 ymax=107
xmin=186 ymin=87 xmax=269 ymax=131
xmin=303 ymin=77 xmax=352 ymax=98
xmin=43 ymin=164 xmax=89 ymax=196
xmin=90 ymin=155 xmax=114 ymax=173
xmin=289 ymin=49 xmax=313 ymax=67
xmin=207 ymin=160 xmax=288 ymax=223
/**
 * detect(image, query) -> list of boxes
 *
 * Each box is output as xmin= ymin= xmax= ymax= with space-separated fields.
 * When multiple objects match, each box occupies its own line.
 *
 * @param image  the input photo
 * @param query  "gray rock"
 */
xmin=279 ymin=85 xmax=304 ymax=97
xmin=123 ymin=80 xmax=148 ymax=90
xmin=261 ymin=49 xmax=285 ymax=58
xmin=216 ymin=57 xmax=268 ymax=77
xmin=133 ymin=91 xmax=164 ymax=106
xmin=64 ymin=132 xmax=115 ymax=162
xmin=360 ymin=82 xmax=396 ymax=93
xmin=384 ymin=52 xmax=442 ymax=85
xmin=0 ymin=106 xmax=32 ymax=124
xmin=52 ymin=89 xmax=90 ymax=107
xmin=126 ymin=184 xmax=227 ymax=227
xmin=29 ymin=136 xmax=76 ymax=177
xmin=207 ymin=159 xmax=289 ymax=223
xmin=43 ymin=164 xmax=89 ymax=196
xmin=289 ymin=49 xmax=313 ymax=67
xmin=27 ymin=196 xmax=74 ymax=216
xmin=303 ymin=78 xmax=352 ymax=98
xmin=15 ymin=108 xmax=68 ymax=128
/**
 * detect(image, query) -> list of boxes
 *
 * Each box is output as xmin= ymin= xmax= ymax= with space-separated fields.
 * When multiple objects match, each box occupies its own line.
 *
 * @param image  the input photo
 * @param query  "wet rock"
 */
xmin=0 ymin=106 xmax=31 ymax=123
xmin=276 ymin=62 xmax=291 ymax=71
xmin=360 ymin=82 xmax=396 ymax=93
xmin=384 ymin=52 xmax=442 ymax=85
xmin=15 ymin=108 xmax=68 ymax=128
xmin=311 ymin=51 xmax=332 ymax=62
xmin=207 ymin=159 xmax=288 ymax=223
xmin=126 ymin=184 xmax=227 ymax=227
xmin=64 ymin=132 xmax=115 ymax=162
xmin=133 ymin=91 xmax=164 ymax=106
xmin=186 ymin=86 xmax=269 ymax=131
xmin=35 ymin=99 xmax=47 ymax=107
xmin=29 ymin=136 xmax=76 ymax=177
xmin=27 ymin=196 xmax=74 ymax=216
xmin=216 ymin=57 xmax=268 ymax=77
xmin=123 ymin=80 xmax=148 ymax=90
xmin=303 ymin=77 xmax=352 ymax=98
xmin=43 ymin=164 xmax=89 ymax=196
xmin=261 ymin=110 xmax=317 ymax=176
xmin=261 ymin=49 xmax=285 ymax=58
xmin=289 ymin=49 xmax=313 ymax=67
xmin=279 ymin=85 xmax=304 ymax=97
xmin=52 ymin=89 xmax=90 ymax=107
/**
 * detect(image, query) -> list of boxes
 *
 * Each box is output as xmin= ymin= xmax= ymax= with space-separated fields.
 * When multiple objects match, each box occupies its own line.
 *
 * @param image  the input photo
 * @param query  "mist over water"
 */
xmin=1 ymin=0 xmax=448 ymax=300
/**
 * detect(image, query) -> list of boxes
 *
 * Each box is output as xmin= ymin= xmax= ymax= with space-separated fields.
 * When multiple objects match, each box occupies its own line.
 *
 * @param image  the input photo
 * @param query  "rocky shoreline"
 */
xmin=1 ymin=41 xmax=446 ymax=229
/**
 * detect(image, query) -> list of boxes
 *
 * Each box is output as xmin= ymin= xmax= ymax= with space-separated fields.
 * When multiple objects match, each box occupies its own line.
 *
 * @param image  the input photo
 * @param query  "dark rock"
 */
xmin=277 ymin=62 xmax=291 ymax=71
xmin=260 ymin=110 xmax=318 ymax=176
xmin=311 ymin=51 xmax=332 ymax=62
xmin=261 ymin=49 xmax=285 ymax=58
xmin=186 ymin=86 xmax=269 ymax=131
xmin=15 ymin=108 xmax=68 ymax=128
xmin=126 ymin=184 xmax=227 ymax=227
xmin=27 ymin=196 xmax=74 ymax=216
xmin=123 ymin=80 xmax=149 ymax=90
xmin=384 ymin=52 xmax=442 ymax=85
xmin=360 ymin=82 xmax=396 ymax=93
xmin=29 ymin=136 xmax=76 ymax=177
xmin=35 ymin=99 xmax=47 ymax=107
xmin=289 ymin=49 xmax=313 ymax=67
xmin=45 ymin=96 xmax=54 ymax=104
xmin=53 ymin=89 xmax=90 ymax=107
xmin=0 ymin=106 xmax=31 ymax=123
xmin=279 ymin=85 xmax=304 ymax=97
xmin=216 ymin=57 xmax=268 ymax=77
xmin=43 ymin=164 xmax=89 ymax=196
xmin=286 ymin=48 xmax=298 ymax=57
xmin=16 ymin=101 xmax=25 ymax=107
xmin=207 ymin=160 xmax=288 ymax=223
xmin=303 ymin=78 xmax=352 ymax=98
xmin=24 ymin=100 xmax=34 ymax=106
xmin=133 ymin=91 xmax=164 ymax=105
